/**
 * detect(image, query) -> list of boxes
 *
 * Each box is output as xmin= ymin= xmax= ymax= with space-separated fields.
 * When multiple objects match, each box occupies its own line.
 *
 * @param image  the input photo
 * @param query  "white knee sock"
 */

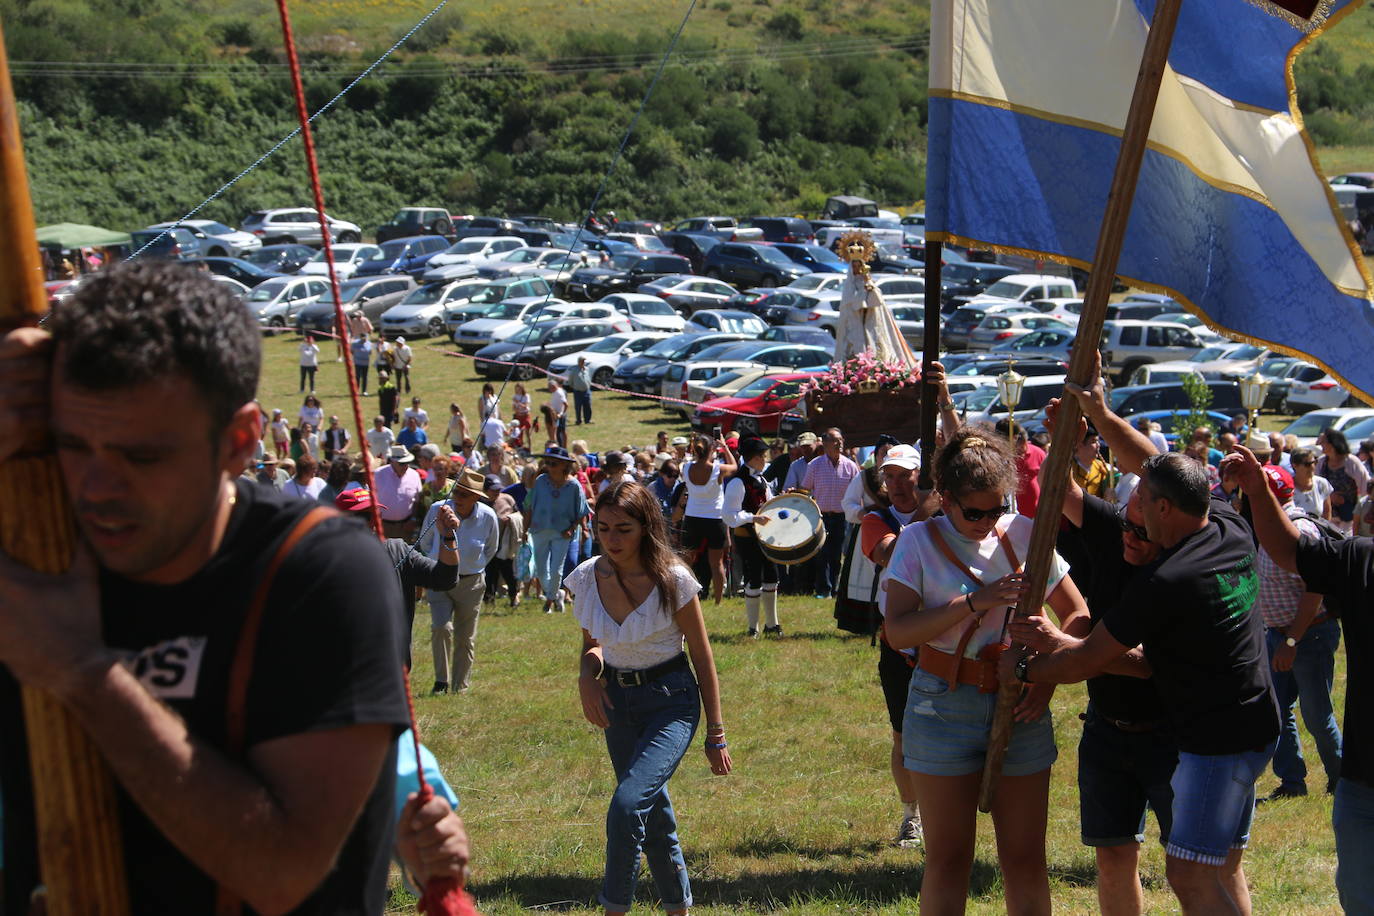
xmin=745 ymin=589 xmax=761 ymax=629
xmin=762 ymin=587 xmax=780 ymax=628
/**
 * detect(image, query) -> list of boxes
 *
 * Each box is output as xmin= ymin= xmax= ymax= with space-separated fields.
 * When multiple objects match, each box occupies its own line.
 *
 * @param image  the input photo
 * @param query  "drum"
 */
xmin=755 ymin=493 xmax=825 ymax=566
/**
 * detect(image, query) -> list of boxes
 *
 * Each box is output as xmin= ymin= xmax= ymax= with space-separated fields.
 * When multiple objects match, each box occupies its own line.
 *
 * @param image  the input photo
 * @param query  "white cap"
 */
xmin=881 ymin=443 xmax=921 ymax=471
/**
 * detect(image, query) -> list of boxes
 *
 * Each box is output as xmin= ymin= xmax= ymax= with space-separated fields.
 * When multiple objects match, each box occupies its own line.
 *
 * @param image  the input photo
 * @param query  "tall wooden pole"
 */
xmin=977 ymin=0 xmax=1183 ymax=813
xmin=919 ymin=240 xmax=943 ymax=488
xmin=0 ymin=20 xmax=131 ymax=913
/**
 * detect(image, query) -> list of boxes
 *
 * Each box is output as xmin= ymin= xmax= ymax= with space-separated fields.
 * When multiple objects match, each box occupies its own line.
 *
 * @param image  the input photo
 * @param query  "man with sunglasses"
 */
xmin=1006 ymin=350 xmax=1279 ymax=916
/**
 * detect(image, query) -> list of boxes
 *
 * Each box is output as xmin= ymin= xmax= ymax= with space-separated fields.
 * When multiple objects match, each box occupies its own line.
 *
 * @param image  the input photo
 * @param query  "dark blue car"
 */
xmin=352 ymin=235 xmax=451 ymax=279
xmin=772 ymin=243 xmax=847 ymax=273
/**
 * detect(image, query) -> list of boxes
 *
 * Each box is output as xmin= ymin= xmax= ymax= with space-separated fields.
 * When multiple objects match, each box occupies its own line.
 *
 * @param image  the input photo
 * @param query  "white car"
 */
xmin=452 ymin=296 xmax=568 ymax=350
xmin=431 ymin=236 xmax=526 ymax=267
xmin=958 ymin=376 xmax=1069 ymax=426
xmin=547 ymin=331 xmax=675 ymax=385
xmin=379 ymin=280 xmax=482 ymax=338
xmin=967 ymin=314 xmax=1073 ymax=351
xmin=1184 ymin=342 xmax=1275 ymax=380
xmin=298 ymin=243 xmax=382 ymax=281
xmin=210 ymin=275 xmax=250 ymax=298
xmin=963 ymin=273 xmax=1079 ymax=308
xmin=1124 ymin=360 xmax=1205 ymax=387
xmin=599 ymin=293 xmax=686 ymax=333
xmin=1025 ymin=297 xmax=1084 ymax=324
xmin=147 ymin=219 xmax=262 ymax=258
xmin=781 ymin=290 xmax=845 ymax=333
xmin=1286 ymin=369 xmax=1359 ymax=412
xmin=1280 ymin=408 xmax=1374 ymax=449
xmin=605 ymin=232 xmax=670 ymax=251
xmin=242 ymin=276 xmax=330 ymax=327
xmin=527 ymin=302 xmax=631 ymax=335
xmin=782 ymin=272 xmax=847 ymax=294
xmin=476 ymin=247 xmax=584 ymax=281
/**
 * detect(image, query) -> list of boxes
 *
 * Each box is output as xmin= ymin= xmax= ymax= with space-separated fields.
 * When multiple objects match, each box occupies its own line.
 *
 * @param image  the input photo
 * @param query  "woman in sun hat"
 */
xmin=523 ymin=445 xmax=590 ymax=613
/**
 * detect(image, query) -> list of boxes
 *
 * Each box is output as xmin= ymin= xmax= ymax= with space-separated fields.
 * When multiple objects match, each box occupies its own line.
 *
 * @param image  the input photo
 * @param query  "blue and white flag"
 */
xmin=926 ymin=0 xmax=1374 ymax=399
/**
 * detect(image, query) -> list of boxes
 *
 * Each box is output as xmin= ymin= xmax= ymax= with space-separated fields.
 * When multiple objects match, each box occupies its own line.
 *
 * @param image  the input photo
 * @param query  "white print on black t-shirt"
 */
xmin=123 ymin=636 xmax=207 ymax=700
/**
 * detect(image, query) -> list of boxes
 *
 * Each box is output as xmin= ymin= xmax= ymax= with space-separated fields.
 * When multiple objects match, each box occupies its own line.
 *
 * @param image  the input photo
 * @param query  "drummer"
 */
xmin=722 ymin=436 xmax=780 ymax=638
xmin=881 ymin=426 xmax=1093 ymax=913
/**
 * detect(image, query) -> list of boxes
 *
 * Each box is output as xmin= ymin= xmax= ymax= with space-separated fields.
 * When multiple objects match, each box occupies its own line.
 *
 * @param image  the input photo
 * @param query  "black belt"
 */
xmin=604 ymin=653 xmax=689 ymax=688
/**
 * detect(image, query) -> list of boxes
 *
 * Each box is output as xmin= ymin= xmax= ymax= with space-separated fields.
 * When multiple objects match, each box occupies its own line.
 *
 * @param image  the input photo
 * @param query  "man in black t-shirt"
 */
xmin=0 ymin=261 xmax=411 ymax=914
xmin=1006 ymin=353 xmax=1278 ymax=915
xmin=1227 ymin=443 xmax=1374 ymax=913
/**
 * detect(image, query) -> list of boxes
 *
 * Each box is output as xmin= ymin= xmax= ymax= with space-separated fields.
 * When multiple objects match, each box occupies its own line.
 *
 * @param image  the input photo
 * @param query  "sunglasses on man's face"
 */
xmin=1117 ymin=508 xmax=1151 ymax=542
xmin=953 ymin=499 xmax=1011 ymax=523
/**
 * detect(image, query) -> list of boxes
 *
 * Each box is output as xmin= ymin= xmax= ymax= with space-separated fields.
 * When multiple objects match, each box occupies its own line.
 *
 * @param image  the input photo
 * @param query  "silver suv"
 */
xmin=241 ymin=208 xmax=363 ymax=247
xmin=1100 ymin=320 xmax=1205 ymax=382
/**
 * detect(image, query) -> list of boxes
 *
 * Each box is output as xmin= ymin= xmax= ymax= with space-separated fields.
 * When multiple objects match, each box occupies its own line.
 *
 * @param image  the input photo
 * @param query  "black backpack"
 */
xmin=1292 ymin=510 xmax=1351 ymax=619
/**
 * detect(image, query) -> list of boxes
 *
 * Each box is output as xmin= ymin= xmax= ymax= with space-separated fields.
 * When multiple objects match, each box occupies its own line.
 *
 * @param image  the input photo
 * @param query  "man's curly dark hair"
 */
xmin=48 ymin=260 xmax=261 ymax=433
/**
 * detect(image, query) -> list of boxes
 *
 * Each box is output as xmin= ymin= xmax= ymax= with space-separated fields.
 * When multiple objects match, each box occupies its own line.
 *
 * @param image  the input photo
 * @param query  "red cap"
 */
xmin=335 ymin=488 xmax=386 ymax=512
xmin=1261 ymin=465 xmax=1294 ymax=502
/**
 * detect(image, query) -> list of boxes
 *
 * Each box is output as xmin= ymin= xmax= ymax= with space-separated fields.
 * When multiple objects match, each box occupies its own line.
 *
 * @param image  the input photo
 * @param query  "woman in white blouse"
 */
xmin=569 ymin=480 xmax=732 ymax=916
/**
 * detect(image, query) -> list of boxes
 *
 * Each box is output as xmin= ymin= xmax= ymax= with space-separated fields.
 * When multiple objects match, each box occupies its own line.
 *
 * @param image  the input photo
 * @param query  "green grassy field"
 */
xmin=253 ymin=333 xmax=1346 ymax=914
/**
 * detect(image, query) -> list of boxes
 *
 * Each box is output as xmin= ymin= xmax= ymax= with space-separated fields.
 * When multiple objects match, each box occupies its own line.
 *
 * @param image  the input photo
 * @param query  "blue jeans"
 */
xmin=574 ymin=389 xmax=592 ymax=423
xmin=529 ymin=529 xmax=572 ymax=601
xmin=1334 ymin=778 xmax=1374 ymax=913
xmin=1265 ymin=619 xmax=1343 ymax=789
xmin=601 ymin=666 xmax=700 ymax=912
xmin=817 ymin=512 xmax=847 ymax=597
xmin=1166 ymin=741 xmax=1275 ymax=866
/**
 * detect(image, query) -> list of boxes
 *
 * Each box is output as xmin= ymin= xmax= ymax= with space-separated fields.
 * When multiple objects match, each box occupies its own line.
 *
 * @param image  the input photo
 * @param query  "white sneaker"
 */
xmin=895 ymin=814 xmax=923 ymax=848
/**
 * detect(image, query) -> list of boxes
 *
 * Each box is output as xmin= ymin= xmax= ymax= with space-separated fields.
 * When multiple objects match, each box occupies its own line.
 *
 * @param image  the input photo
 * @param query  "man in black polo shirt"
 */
xmin=1226 ymin=442 xmax=1374 ymax=912
xmin=0 ymin=261 xmax=410 ymax=913
xmin=1040 ymin=406 xmax=1175 ymax=916
xmin=1006 ymin=356 xmax=1278 ymax=915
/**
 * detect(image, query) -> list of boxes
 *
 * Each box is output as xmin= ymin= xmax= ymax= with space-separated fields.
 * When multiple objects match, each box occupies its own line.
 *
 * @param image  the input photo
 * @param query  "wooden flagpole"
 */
xmin=0 ymin=20 xmax=131 ymax=913
xmin=919 ymin=241 xmax=943 ymax=489
xmin=977 ymin=0 xmax=1184 ymax=813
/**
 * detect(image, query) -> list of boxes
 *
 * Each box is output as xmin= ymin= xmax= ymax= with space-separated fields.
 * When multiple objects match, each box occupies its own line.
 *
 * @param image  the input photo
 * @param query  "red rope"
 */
xmin=274 ymin=2 xmax=477 ymax=913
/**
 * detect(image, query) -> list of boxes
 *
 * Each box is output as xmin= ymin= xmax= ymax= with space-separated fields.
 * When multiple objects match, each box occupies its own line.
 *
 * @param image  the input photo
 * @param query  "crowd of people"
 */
xmin=2 ymin=259 xmax=1371 ymax=915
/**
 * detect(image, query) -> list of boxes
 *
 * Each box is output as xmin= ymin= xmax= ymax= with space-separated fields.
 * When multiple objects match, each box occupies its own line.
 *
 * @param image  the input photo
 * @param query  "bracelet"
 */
xmin=705 ymin=740 xmax=728 ymax=750
xmin=707 ymin=721 xmax=725 ymax=730
xmin=938 ymin=399 xmax=956 ymax=411
xmin=965 ymin=592 xmax=977 ymax=616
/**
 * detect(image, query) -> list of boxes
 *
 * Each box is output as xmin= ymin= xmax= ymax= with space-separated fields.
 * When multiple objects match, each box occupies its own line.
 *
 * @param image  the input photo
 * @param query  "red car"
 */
xmin=691 ymin=372 xmax=810 ymax=438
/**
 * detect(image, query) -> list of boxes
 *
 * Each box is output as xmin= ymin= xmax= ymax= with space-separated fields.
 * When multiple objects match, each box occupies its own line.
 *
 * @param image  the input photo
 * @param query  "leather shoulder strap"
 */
xmin=925 ymin=521 xmax=986 ymax=588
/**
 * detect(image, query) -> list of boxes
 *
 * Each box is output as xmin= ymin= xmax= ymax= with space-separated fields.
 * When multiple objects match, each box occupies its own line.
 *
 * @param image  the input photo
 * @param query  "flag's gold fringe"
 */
xmin=1243 ymin=0 xmax=1335 ymax=31
xmin=1284 ymin=0 xmax=1374 ymax=293
xmin=926 ymin=230 xmax=1374 ymax=408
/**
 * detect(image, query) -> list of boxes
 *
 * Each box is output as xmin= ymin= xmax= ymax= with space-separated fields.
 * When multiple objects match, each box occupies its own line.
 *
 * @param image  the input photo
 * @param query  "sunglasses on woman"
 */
xmin=1117 ymin=508 xmax=1151 ymax=542
xmin=953 ymin=499 xmax=1012 ymax=523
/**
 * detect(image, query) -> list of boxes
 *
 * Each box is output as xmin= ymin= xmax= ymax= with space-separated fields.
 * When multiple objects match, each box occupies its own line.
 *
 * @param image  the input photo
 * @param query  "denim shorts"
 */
xmin=902 ymin=666 xmax=1057 ymax=777
xmin=1078 ymin=713 xmax=1178 ymax=847
xmin=1166 ymin=742 xmax=1276 ymax=866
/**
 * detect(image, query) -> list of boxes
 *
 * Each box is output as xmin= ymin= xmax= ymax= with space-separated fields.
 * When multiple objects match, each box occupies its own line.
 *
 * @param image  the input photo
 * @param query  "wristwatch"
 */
xmin=1013 ymin=653 xmax=1034 ymax=683
xmin=1285 ymin=636 xmax=1298 ymax=648
xmin=937 ymin=399 xmax=956 ymax=411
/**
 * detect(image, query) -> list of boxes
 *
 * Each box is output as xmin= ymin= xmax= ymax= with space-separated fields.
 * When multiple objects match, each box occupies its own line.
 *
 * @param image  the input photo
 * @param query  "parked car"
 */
xmin=298 ymin=243 xmax=382 ymax=281
xmin=295 ymin=275 xmax=418 ymax=335
xmin=376 ymin=207 xmax=455 ymax=244
xmin=1250 ymin=356 xmax=1307 ymax=411
xmin=1107 ymin=379 xmax=1244 ymax=417
xmin=211 ymin=275 xmax=249 ymax=299
xmin=660 ymin=361 xmax=760 ymax=416
xmin=199 ymin=256 xmax=286 ymax=288
xmin=604 ymin=232 xmax=670 ymax=252
xmin=958 ymin=376 xmax=1069 ymax=426
xmin=473 ymin=319 xmax=628 ymax=380
xmin=1323 ymin=410 xmax=1374 ymax=448
xmin=703 ymin=242 xmax=810 ymax=288
xmin=129 ymin=227 xmax=200 ymax=261
xmin=145 ymin=219 xmax=261 ymax=258
xmin=379 ymin=279 xmax=485 ymax=338
xmin=781 ymin=272 xmax=847 ymax=295
xmin=637 ymin=275 xmax=739 ymax=315
xmin=888 ymin=304 xmax=927 ymax=349
xmin=737 ymin=216 xmax=815 ymax=243
xmin=957 ymin=273 xmax=1079 ymax=310
xmin=1105 ymin=299 xmax=1185 ymax=321
xmin=869 ymin=245 xmax=924 ymax=275
xmin=686 ymin=366 xmax=773 ymax=406
xmin=451 ymin=216 xmax=527 ymax=241
xmin=685 ymin=310 xmax=767 ymax=335
xmin=1183 ymin=342 xmax=1276 ymax=380
xmin=612 ymin=332 xmax=751 ymax=392
xmin=1025 ymin=298 xmax=1085 ymax=323
xmin=658 ymin=231 xmax=724 ymax=273
xmin=598 ymin=293 xmax=687 ymax=333
xmin=869 ymin=274 xmax=927 ymax=301
xmin=242 ymin=276 xmax=330 ymax=327
xmin=352 ymin=235 xmax=451 ymax=279
xmin=1286 ymin=367 xmax=1360 ymax=412
xmin=240 ymin=208 xmax=362 ymax=246
xmin=987 ymin=327 xmax=1078 ymax=362
xmin=441 ymin=276 xmax=554 ymax=336
xmin=939 ymin=262 xmax=1019 ymax=311
xmin=547 ymin=331 xmax=675 ymax=386
xmin=694 ymin=373 xmax=813 ymax=437
xmin=759 ymin=289 xmax=839 ymax=326
xmin=244 ymin=243 xmax=316 ymax=274
xmin=757 ymin=325 xmax=836 ymax=350
xmin=476 ymin=247 xmax=582 ymax=281
xmin=944 ymin=302 xmax=1038 ymax=350
xmin=422 ymin=236 xmax=526 ymax=277
xmin=526 ymin=302 xmax=631 ymax=337
xmin=968 ymin=314 xmax=1073 ymax=351
xmin=564 ymin=252 xmax=692 ymax=300
xmin=1099 ymin=320 xmax=1205 ymax=381
xmin=669 ymin=216 xmax=739 ymax=233
xmin=821 ymin=195 xmax=878 ymax=221
xmin=1280 ymin=408 xmax=1374 ymax=448
xmin=1123 ymin=362 xmax=1205 ymax=387
xmin=451 ymin=297 xmax=568 ymax=350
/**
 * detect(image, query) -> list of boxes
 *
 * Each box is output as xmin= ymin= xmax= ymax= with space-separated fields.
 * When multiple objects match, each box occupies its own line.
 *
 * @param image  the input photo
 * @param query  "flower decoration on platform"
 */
xmin=799 ymin=350 xmax=921 ymax=398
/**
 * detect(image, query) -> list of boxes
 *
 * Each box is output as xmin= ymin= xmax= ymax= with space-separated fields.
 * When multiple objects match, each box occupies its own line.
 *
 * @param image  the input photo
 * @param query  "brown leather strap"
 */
xmin=925 ymin=520 xmax=1021 ymax=589
xmin=924 ymin=520 xmax=1022 ymax=677
xmin=215 ymin=505 xmax=336 ymax=916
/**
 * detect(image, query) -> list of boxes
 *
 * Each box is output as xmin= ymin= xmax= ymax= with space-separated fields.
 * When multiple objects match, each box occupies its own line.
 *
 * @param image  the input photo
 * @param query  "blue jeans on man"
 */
xmin=1264 ymin=618 xmax=1343 ymax=792
xmin=817 ymin=512 xmax=847 ymax=598
xmin=1334 ymin=778 xmax=1374 ymax=912
xmin=574 ymin=388 xmax=592 ymax=424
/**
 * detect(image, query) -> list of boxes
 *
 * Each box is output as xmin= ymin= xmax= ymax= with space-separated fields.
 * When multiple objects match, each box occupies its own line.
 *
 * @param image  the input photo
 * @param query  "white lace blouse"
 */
xmin=565 ymin=558 xmax=700 ymax=670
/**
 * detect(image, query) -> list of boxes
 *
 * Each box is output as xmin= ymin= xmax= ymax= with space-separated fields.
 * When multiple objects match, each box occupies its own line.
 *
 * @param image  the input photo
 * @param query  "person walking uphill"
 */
xmin=569 ymin=481 xmax=732 ymax=916
xmin=569 ymin=355 xmax=594 ymax=425
xmin=0 ymin=261 xmax=410 ymax=914
xmin=524 ymin=445 xmax=590 ymax=614
xmin=723 ymin=435 xmax=780 ymax=637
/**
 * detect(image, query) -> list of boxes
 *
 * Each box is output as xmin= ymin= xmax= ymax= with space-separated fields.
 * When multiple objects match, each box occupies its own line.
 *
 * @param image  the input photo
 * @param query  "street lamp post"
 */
xmin=1239 ymin=371 xmax=1271 ymax=438
xmin=997 ymin=361 xmax=1026 ymax=449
